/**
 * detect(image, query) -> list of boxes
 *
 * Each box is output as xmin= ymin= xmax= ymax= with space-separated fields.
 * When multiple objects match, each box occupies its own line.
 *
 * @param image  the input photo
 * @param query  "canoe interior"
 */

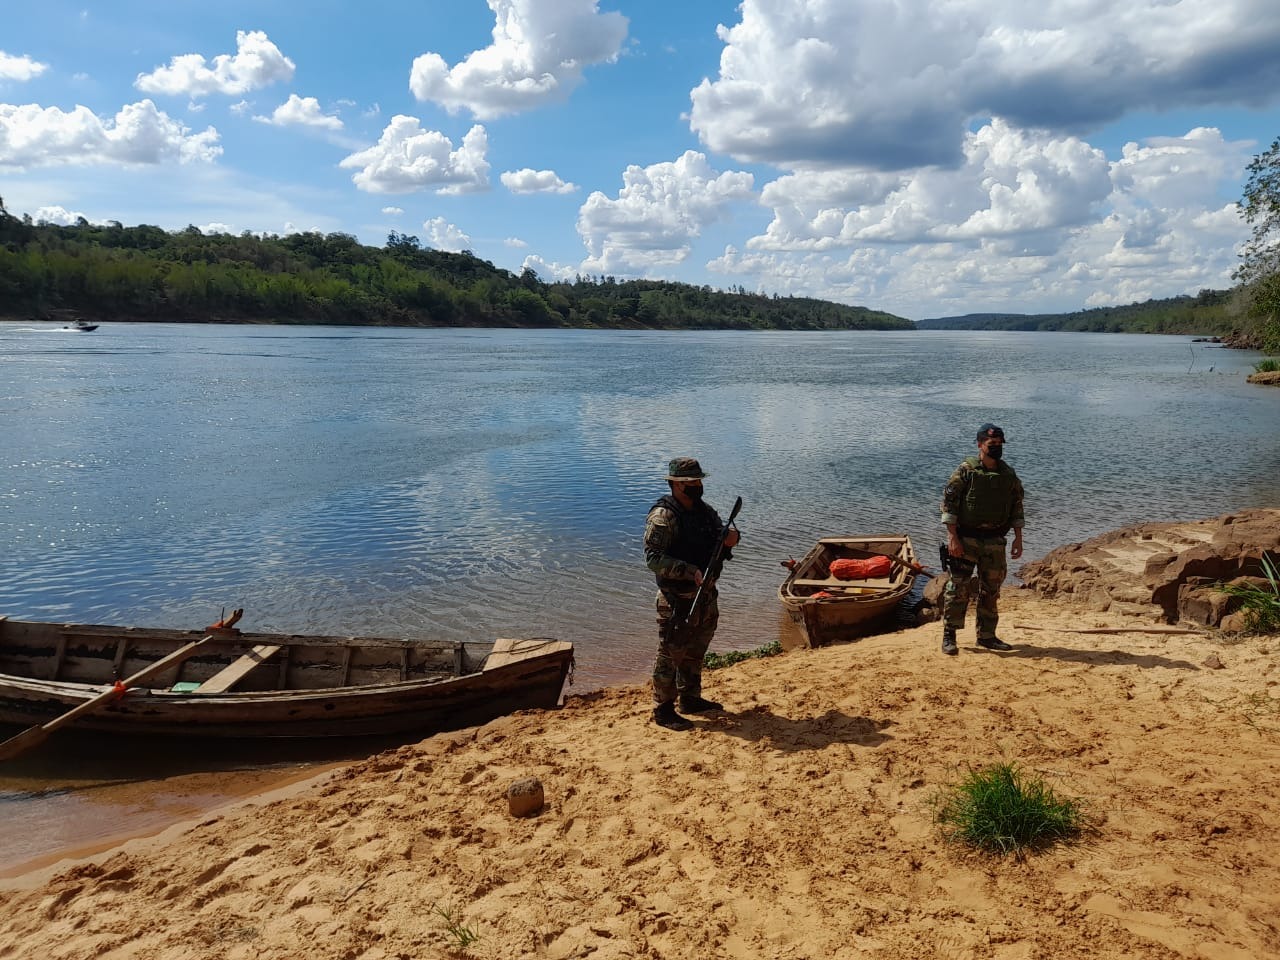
xmin=0 ymin=619 xmax=575 ymax=740
xmin=0 ymin=621 xmax=492 ymax=692
xmin=780 ymin=535 xmax=916 ymax=599
xmin=779 ymin=535 xmax=917 ymax=647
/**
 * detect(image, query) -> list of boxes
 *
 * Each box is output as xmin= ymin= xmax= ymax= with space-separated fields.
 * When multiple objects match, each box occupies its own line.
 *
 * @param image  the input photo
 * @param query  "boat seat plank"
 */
xmin=792 ymin=576 xmax=896 ymax=589
xmin=194 ymin=644 xmax=283 ymax=694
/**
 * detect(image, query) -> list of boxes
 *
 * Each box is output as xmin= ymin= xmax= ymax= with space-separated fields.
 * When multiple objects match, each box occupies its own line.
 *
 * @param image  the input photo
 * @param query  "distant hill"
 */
xmin=916 ymin=290 xmax=1243 ymax=336
xmin=0 ymin=211 xmax=912 ymax=332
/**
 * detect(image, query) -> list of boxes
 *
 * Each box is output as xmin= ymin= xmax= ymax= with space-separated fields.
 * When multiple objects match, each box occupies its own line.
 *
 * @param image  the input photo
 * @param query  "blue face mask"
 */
xmin=683 ymin=484 xmax=704 ymax=501
xmin=986 ymin=444 xmax=1004 ymax=460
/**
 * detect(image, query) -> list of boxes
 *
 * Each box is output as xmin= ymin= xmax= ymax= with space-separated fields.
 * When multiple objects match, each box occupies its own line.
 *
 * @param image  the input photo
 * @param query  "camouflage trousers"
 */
xmin=942 ymin=536 xmax=1007 ymax=640
xmin=652 ymin=589 xmax=719 ymax=705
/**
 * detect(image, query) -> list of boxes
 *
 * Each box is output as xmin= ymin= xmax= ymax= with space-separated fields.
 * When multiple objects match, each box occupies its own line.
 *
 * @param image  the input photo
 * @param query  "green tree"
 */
xmin=1236 ymin=137 xmax=1280 ymax=353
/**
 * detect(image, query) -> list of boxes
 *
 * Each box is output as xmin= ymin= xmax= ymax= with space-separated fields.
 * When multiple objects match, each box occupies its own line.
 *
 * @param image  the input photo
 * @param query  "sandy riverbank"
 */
xmin=1 ymin=589 xmax=1277 ymax=960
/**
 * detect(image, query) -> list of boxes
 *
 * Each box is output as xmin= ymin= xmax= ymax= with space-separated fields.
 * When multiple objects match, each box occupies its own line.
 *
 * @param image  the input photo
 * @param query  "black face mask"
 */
xmin=986 ymin=444 xmax=1004 ymax=460
xmin=683 ymin=484 xmax=704 ymax=501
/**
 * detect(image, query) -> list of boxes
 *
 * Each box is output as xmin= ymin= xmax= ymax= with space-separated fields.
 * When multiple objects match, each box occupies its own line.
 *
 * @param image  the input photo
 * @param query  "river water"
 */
xmin=1 ymin=322 xmax=1278 ymax=872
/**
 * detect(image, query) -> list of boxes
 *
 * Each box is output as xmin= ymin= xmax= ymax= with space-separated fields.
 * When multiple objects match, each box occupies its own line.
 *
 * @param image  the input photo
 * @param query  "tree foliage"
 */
xmin=1235 ymin=138 xmax=1280 ymax=354
xmin=0 ymin=213 xmax=913 ymax=332
xmin=914 ymin=289 xmax=1243 ymax=336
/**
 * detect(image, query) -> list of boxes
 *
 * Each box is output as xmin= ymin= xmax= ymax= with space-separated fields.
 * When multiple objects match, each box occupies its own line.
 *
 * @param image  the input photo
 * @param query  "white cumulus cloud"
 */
xmin=0 ymin=100 xmax=222 ymax=168
xmin=577 ymin=150 xmax=754 ymax=274
xmin=254 ymin=94 xmax=343 ymax=131
xmin=522 ymin=252 xmax=577 ymax=281
xmin=501 ymin=168 xmax=578 ymax=194
xmin=690 ymin=0 xmax=1280 ymax=171
xmin=0 ymin=51 xmax=49 ymax=83
xmin=339 ymin=118 xmax=490 ymax=195
xmin=381 ymin=206 xmax=404 ymax=216
xmin=424 ymin=216 xmax=471 ymax=252
xmin=710 ymin=125 xmax=1251 ymax=319
xmin=410 ymin=0 xmax=628 ymax=119
xmin=34 ymin=204 xmax=92 ymax=225
xmin=135 ymin=30 xmax=295 ymax=99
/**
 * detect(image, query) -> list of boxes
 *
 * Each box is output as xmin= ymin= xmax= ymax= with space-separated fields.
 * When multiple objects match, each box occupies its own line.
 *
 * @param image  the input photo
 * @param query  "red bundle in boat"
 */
xmin=828 ymin=556 xmax=893 ymax=580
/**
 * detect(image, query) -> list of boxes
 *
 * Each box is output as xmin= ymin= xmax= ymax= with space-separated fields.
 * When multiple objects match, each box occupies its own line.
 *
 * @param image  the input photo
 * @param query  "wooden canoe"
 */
xmin=0 ymin=618 xmax=573 ymax=740
xmin=778 ymin=535 xmax=918 ymax=646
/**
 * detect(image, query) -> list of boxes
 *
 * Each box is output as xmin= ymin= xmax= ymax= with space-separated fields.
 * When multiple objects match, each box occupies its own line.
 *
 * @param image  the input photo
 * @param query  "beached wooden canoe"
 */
xmin=778 ymin=535 xmax=918 ymax=646
xmin=0 ymin=618 xmax=574 ymax=740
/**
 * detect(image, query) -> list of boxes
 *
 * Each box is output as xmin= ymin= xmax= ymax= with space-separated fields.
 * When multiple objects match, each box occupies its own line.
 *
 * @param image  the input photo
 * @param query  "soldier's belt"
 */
xmin=957 ymin=526 xmax=1007 ymax=541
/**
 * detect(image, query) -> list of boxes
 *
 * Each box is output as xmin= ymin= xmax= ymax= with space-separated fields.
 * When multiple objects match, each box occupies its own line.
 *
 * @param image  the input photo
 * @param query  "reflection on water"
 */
xmin=1 ymin=323 xmax=1277 ymax=870
xmin=4 ymin=324 xmax=1276 ymax=688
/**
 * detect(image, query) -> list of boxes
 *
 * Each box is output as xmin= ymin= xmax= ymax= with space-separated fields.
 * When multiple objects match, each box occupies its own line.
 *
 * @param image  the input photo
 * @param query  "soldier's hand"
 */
xmin=947 ymin=535 xmax=965 ymax=558
xmin=725 ymin=528 xmax=740 ymax=548
xmin=692 ymin=569 xmax=704 ymax=587
xmin=1010 ymin=532 xmax=1023 ymax=560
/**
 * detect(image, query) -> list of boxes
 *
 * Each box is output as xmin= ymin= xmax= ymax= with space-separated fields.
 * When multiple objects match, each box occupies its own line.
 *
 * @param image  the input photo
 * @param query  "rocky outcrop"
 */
xmin=1016 ymin=509 xmax=1280 ymax=627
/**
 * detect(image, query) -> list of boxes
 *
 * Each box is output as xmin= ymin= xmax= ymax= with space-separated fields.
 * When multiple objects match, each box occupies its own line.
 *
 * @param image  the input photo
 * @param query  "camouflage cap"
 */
xmin=665 ymin=457 xmax=709 ymax=482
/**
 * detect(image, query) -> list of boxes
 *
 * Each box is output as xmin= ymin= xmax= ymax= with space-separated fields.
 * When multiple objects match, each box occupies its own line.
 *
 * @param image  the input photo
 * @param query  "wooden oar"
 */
xmin=0 ymin=633 xmax=217 ymax=762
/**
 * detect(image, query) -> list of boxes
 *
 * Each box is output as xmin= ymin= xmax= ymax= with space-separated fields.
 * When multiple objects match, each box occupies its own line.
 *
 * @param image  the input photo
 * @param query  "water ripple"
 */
xmin=3 ymin=324 xmax=1278 ymax=689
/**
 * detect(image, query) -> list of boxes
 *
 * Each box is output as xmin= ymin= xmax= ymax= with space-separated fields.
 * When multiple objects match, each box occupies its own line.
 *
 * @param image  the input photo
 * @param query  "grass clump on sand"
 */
xmin=931 ymin=762 xmax=1090 ymax=856
xmin=1219 ymin=554 xmax=1280 ymax=634
xmin=704 ymin=640 xmax=783 ymax=671
xmin=434 ymin=903 xmax=480 ymax=952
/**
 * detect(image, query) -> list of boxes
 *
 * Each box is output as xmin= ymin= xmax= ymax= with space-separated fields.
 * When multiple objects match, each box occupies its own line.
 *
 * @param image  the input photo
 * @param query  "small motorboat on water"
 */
xmin=58 ymin=318 xmax=99 ymax=332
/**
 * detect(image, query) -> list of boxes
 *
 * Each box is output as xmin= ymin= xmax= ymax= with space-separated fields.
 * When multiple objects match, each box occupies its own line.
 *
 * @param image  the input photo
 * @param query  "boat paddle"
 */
xmin=681 ymin=496 xmax=743 ymax=626
xmin=0 ymin=633 xmax=218 ymax=762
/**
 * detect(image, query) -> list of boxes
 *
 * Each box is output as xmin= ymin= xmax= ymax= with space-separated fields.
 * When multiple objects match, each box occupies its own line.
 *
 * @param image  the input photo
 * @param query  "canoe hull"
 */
xmin=778 ymin=535 xmax=917 ymax=647
xmin=0 ymin=619 xmax=573 ymax=739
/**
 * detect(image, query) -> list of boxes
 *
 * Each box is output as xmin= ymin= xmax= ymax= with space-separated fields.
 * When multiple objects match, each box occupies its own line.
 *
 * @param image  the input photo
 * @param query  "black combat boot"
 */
xmin=941 ymin=627 xmax=958 ymax=655
xmin=679 ymin=694 xmax=722 ymax=713
xmin=652 ymin=701 xmax=692 ymax=730
xmin=977 ymin=636 xmax=1014 ymax=651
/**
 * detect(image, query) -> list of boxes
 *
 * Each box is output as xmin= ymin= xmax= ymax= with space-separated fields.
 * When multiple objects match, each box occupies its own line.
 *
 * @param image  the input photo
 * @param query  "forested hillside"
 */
xmin=916 ymin=289 xmax=1242 ymax=335
xmin=0 ymin=208 xmax=911 ymax=331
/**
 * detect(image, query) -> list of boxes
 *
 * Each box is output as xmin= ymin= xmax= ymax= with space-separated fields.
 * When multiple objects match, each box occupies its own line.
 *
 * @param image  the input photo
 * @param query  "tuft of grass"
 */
xmin=1218 ymin=553 xmax=1280 ymax=634
xmin=1253 ymin=358 xmax=1280 ymax=373
xmin=434 ymin=903 xmax=481 ymax=952
xmin=931 ymin=762 xmax=1091 ymax=856
xmin=704 ymin=640 xmax=783 ymax=671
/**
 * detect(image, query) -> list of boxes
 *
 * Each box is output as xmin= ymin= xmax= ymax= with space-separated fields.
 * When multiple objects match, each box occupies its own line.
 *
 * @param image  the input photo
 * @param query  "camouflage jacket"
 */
xmin=644 ymin=495 xmax=729 ymax=590
xmin=941 ymin=456 xmax=1025 ymax=532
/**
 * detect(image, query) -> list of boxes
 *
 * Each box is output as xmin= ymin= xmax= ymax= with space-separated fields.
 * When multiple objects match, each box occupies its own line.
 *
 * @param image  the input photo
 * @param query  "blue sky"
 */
xmin=3 ymin=0 xmax=1279 ymax=320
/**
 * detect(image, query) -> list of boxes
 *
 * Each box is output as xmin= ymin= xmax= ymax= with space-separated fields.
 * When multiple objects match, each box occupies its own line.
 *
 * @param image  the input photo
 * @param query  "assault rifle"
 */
xmin=682 ymin=496 xmax=743 ymax=626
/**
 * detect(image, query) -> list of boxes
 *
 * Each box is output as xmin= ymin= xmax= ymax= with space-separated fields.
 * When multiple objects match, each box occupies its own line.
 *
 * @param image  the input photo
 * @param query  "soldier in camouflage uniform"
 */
xmin=644 ymin=457 xmax=740 ymax=731
xmin=939 ymin=424 xmax=1025 ymax=655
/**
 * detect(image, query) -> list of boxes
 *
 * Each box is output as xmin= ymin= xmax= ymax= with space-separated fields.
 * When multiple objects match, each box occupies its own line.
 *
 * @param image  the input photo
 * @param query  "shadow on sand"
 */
xmin=691 ymin=704 xmax=894 ymax=752
xmin=971 ymin=643 xmax=1200 ymax=671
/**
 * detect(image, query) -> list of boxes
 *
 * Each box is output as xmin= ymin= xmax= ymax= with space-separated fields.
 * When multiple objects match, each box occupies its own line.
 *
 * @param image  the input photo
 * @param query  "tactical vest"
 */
xmin=957 ymin=456 xmax=1018 ymax=531
xmin=650 ymin=494 xmax=722 ymax=591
